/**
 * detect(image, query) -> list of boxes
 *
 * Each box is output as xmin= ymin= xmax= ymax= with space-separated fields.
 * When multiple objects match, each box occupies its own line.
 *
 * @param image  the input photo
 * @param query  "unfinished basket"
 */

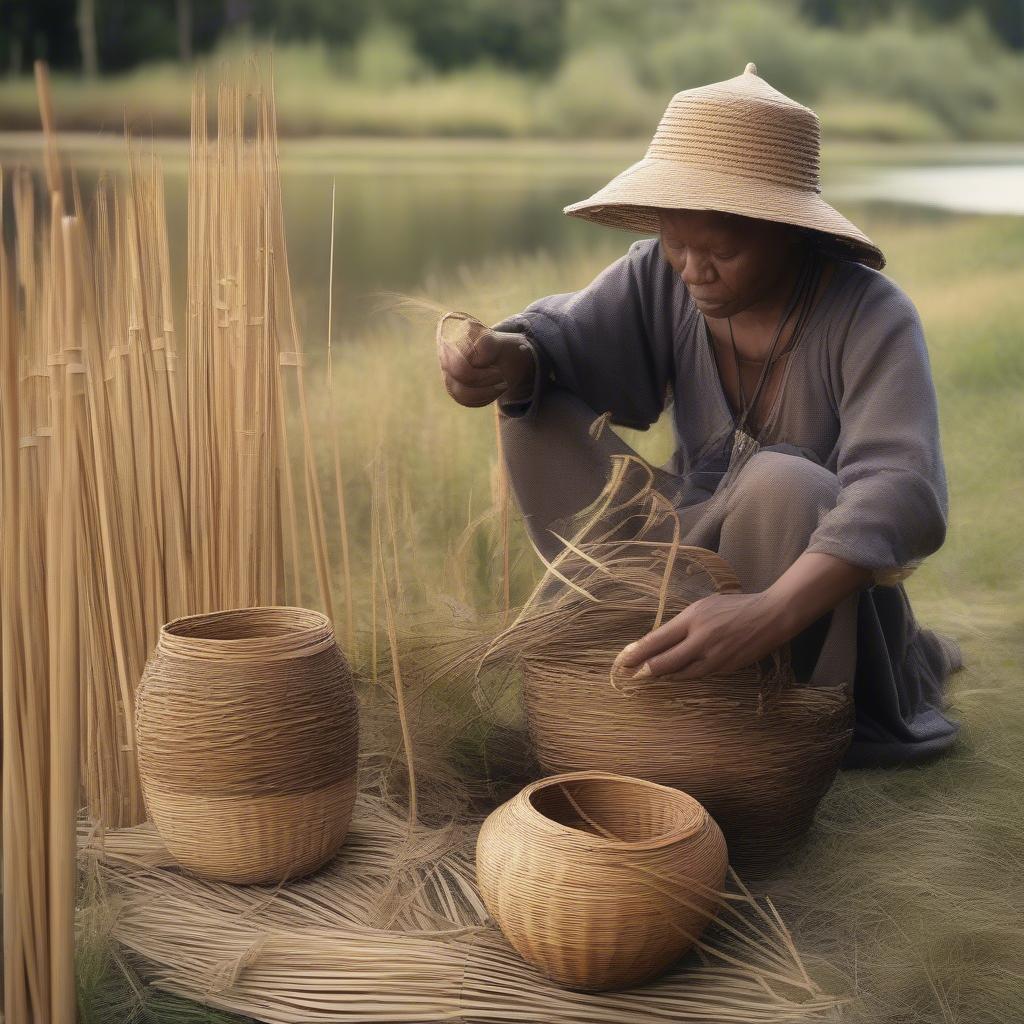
xmin=476 ymin=770 xmax=728 ymax=991
xmin=135 ymin=606 xmax=359 ymax=884
xmin=519 ymin=546 xmax=853 ymax=864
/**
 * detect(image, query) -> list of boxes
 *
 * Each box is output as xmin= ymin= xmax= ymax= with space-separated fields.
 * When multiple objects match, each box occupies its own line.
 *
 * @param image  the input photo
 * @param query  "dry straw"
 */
xmin=81 ymin=788 xmax=848 ymax=1023
xmin=472 ymin=454 xmax=854 ymax=865
xmin=3 ymin=58 xmax=350 ymax=1022
xmin=476 ymin=770 xmax=728 ymax=991
xmin=135 ymin=606 xmax=359 ymax=884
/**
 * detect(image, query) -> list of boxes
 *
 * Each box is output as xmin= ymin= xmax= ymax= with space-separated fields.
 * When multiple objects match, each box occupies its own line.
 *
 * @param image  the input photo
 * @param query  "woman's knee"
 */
xmin=728 ymin=450 xmax=840 ymax=527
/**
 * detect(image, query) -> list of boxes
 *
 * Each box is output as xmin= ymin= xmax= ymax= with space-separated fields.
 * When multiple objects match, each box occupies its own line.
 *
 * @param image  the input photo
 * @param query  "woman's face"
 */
xmin=657 ymin=209 xmax=801 ymax=319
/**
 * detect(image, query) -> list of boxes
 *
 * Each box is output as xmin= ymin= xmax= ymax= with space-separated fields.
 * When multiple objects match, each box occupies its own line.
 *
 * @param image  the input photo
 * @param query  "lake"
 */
xmin=2 ymin=134 xmax=1022 ymax=339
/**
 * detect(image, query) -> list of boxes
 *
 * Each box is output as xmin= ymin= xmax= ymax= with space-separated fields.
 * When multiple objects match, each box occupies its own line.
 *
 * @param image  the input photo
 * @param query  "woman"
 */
xmin=438 ymin=63 xmax=961 ymax=767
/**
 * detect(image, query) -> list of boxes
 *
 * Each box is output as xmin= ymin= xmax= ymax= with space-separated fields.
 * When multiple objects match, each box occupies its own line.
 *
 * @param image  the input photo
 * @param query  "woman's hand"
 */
xmin=613 ymin=551 xmax=873 ymax=680
xmin=613 ymin=591 xmax=789 ymax=680
xmin=438 ymin=321 xmax=536 ymax=408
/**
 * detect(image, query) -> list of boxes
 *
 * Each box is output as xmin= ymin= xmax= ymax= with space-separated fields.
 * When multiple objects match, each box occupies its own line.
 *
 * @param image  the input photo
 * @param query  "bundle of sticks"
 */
xmin=1 ymin=61 xmax=352 ymax=1022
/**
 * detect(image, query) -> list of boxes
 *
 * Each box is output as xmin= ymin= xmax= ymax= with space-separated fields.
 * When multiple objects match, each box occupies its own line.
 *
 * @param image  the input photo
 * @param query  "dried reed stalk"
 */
xmin=2 ymin=61 xmax=359 ymax=1021
xmin=81 ymin=790 xmax=848 ymax=1023
xmin=2 ymin=165 xmax=53 ymax=1024
xmin=373 ymin=460 xmax=419 ymax=826
xmin=326 ymin=179 xmax=356 ymax=658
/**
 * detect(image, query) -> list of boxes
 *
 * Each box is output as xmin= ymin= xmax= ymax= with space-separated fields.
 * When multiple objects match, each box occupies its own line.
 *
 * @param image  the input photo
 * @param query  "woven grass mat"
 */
xmin=79 ymin=791 xmax=849 ymax=1023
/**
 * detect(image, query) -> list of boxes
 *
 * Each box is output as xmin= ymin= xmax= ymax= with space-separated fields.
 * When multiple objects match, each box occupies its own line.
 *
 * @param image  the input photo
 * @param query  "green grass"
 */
xmin=79 ymin=209 xmax=1024 ymax=1022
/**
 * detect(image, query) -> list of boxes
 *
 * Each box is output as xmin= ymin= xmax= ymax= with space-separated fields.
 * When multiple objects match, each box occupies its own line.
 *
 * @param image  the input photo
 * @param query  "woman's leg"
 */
xmin=499 ymin=387 xmax=637 ymax=561
xmin=711 ymin=450 xmax=857 ymax=689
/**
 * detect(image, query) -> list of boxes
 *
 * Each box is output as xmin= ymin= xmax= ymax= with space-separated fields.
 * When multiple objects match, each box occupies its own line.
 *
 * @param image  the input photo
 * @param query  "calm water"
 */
xmin=2 ymin=134 xmax=1022 ymax=336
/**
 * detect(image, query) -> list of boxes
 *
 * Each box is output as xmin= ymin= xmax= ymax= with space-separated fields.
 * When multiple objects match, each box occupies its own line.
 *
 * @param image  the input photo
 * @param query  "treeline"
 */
xmin=5 ymin=0 xmax=566 ymax=75
xmin=3 ymin=0 xmax=1022 ymax=77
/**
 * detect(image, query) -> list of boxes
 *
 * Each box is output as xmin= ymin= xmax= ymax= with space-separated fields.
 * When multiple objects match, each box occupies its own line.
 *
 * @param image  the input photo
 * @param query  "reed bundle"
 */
xmin=474 ymin=455 xmax=854 ymax=864
xmin=476 ymin=770 xmax=729 ymax=991
xmin=135 ymin=606 xmax=359 ymax=883
xmin=3 ymin=61 xmax=346 ymax=1022
xmin=80 ymin=789 xmax=847 ymax=1023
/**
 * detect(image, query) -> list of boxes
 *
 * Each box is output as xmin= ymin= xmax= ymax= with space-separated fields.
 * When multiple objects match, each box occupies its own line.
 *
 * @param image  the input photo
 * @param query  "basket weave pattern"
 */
xmin=523 ymin=653 xmax=852 ymax=861
xmin=476 ymin=770 xmax=728 ymax=991
xmin=136 ymin=606 xmax=359 ymax=884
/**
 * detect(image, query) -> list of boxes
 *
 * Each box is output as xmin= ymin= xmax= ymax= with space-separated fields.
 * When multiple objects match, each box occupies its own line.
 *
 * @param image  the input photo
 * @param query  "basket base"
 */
xmin=145 ymin=773 xmax=358 ymax=884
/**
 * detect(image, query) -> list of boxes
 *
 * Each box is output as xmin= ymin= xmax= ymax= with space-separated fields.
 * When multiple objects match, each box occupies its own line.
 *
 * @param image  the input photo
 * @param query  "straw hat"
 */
xmin=564 ymin=62 xmax=884 ymax=269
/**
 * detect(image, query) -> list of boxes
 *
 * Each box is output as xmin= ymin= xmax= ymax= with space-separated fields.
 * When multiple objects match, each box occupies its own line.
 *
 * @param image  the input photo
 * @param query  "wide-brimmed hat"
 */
xmin=564 ymin=62 xmax=884 ymax=269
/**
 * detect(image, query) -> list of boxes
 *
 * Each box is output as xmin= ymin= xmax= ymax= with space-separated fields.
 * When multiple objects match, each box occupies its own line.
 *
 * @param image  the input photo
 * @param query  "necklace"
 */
xmin=722 ymin=249 xmax=822 ymax=438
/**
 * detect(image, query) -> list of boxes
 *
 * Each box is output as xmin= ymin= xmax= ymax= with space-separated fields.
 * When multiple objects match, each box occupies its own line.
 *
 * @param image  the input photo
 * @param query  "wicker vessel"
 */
xmin=520 ymin=547 xmax=853 ymax=863
xmin=136 ymin=606 xmax=359 ymax=884
xmin=476 ymin=770 xmax=728 ymax=991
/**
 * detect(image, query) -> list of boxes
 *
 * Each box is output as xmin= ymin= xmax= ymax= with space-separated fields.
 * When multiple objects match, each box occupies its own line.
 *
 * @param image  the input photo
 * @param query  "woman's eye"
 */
xmin=714 ymin=251 xmax=737 ymax=260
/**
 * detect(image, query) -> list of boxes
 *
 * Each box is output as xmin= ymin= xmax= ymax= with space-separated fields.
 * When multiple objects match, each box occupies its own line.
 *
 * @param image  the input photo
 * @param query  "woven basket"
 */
xmin=521 ymin=548 xmax=854 ymax=864
xmin=136 ymin=606 xmax=359 ymax=884
xmin=476 ymin=770 xmax=728 ymax=991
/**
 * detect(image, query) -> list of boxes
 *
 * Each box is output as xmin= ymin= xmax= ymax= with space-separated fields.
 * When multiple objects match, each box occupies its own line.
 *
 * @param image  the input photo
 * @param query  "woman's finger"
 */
xmin=639 ymin=635 xmax=712 ymax=678
xmin=615 ymin=606 xmax=694 ymax=668
xmin=444 ymin=378 xmax=508 ymax=408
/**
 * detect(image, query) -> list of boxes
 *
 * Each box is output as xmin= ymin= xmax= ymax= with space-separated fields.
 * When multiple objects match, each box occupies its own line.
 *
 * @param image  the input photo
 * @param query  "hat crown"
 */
xmin=645 ymin=66 xmax=821 ymax=194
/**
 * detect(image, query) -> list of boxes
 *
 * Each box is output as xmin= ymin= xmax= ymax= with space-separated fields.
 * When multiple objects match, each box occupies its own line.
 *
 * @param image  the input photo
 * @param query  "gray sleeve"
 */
xmin=807 ymin=278 xmax=948 ymax=572
xmin=492 ymin=238 xmax=680 ymax=430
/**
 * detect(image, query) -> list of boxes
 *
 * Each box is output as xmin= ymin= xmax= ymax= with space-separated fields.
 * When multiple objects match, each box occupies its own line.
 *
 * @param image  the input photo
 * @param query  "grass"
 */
xmin=76 ymin=204 xmax=1024 ymax=1022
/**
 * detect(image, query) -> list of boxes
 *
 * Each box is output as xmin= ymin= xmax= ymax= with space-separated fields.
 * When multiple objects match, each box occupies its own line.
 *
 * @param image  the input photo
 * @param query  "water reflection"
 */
xmin=3 ymin=136 xmax=1019 ymax=345
xmin=834 ymin=163 xmax=1024 ymax=216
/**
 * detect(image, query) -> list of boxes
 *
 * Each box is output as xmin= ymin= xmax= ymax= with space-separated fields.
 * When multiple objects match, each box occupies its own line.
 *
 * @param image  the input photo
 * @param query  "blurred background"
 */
xmin=4 ymin=0 xmax=1022 ymax=339
xmin=3 ymin=0 xmax=1024 ymax=140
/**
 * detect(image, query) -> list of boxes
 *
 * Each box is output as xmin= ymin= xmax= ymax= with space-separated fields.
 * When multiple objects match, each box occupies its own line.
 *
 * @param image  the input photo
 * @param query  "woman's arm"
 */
xmin=614 ymin=552 xmax=871 ymax=679
xmin=446 ymin=238 xmax=679 ymax=428
xmin=617 ymin=273 xmax=947 ymax=679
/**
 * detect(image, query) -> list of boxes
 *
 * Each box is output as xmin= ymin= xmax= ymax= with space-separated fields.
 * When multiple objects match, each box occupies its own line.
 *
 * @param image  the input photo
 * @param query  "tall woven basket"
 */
xmin=477 ymin=770 xmax=728 ymax=991
xmin=136 ymin=606 xmax=359 ymax=884
xmin=520 ymin=547 xmax=853 ymax=864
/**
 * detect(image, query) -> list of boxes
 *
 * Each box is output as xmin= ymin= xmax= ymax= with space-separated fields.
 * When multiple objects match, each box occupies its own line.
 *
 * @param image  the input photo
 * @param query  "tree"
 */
xmin=177 ymin=0 xmax=193 ymax=62
xmin=77 ymin=0 xmax=99 ymax=75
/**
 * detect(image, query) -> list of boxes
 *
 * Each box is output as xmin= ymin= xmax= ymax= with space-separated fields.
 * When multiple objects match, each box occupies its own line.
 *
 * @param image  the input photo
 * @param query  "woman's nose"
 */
xmin=680 ymin=252 xmax=715 ymax=287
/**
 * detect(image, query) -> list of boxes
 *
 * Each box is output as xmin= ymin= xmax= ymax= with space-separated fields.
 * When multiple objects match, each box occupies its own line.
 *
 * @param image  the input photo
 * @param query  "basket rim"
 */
xmin=162 ymin=604 xmax=330 ymax=634
xmin=520 ymin=770 xmax=711 ymax=852
xmin=157 ymin=605 xmax=336 ymax=659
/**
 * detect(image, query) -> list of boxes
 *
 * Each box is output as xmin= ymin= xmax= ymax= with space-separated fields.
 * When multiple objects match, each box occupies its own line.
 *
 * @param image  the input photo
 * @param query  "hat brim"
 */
xmin=564 ymin=158 xmax=884 ymax=270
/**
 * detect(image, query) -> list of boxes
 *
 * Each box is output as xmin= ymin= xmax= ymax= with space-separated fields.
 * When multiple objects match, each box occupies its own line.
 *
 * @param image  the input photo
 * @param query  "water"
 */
xmin=833 ymin=158 xmax=1024 ymax=216
xmin=2 ymin=134 xmax=1021 ymax=335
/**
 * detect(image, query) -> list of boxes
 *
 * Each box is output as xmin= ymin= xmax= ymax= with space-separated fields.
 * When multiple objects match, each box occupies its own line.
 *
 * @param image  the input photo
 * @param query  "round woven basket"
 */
xmin=476 ymin=770 xmax=728 ymax=991
xmin=136 ymin=606 xmax=359 ymax=884
xmin=520 ymin=549 xmax=853 ymax=865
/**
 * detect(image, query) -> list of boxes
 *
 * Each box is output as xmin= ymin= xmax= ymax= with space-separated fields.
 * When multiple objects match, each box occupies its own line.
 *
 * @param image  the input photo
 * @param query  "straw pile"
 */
xmin=474 ymin=456 xmax=854 ymax=865
xmin=477 ymin=770 xmax=728 ymax=991
xmin=136 ymin=606 xmax=360 ymax=883
xmin=1 ymin=61 xmax=347 ymax=1022
xmin=81 ymin=785 xmax=848 ymax=1023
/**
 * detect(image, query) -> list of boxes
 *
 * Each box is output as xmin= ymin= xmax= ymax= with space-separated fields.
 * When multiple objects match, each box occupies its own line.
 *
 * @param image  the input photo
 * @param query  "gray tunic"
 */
xmin=494 ymin=237 xmax=962 ymax=766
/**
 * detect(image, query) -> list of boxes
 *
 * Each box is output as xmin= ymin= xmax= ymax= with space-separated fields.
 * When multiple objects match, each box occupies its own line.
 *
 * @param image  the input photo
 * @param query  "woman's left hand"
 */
xmin=612 ymin=591 xmax=789 ymax=680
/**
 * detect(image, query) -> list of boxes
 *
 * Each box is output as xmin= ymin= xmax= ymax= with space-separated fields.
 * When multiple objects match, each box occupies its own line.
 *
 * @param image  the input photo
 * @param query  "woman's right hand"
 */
xmin=438 ymin=321 xmax=536 ymax=408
